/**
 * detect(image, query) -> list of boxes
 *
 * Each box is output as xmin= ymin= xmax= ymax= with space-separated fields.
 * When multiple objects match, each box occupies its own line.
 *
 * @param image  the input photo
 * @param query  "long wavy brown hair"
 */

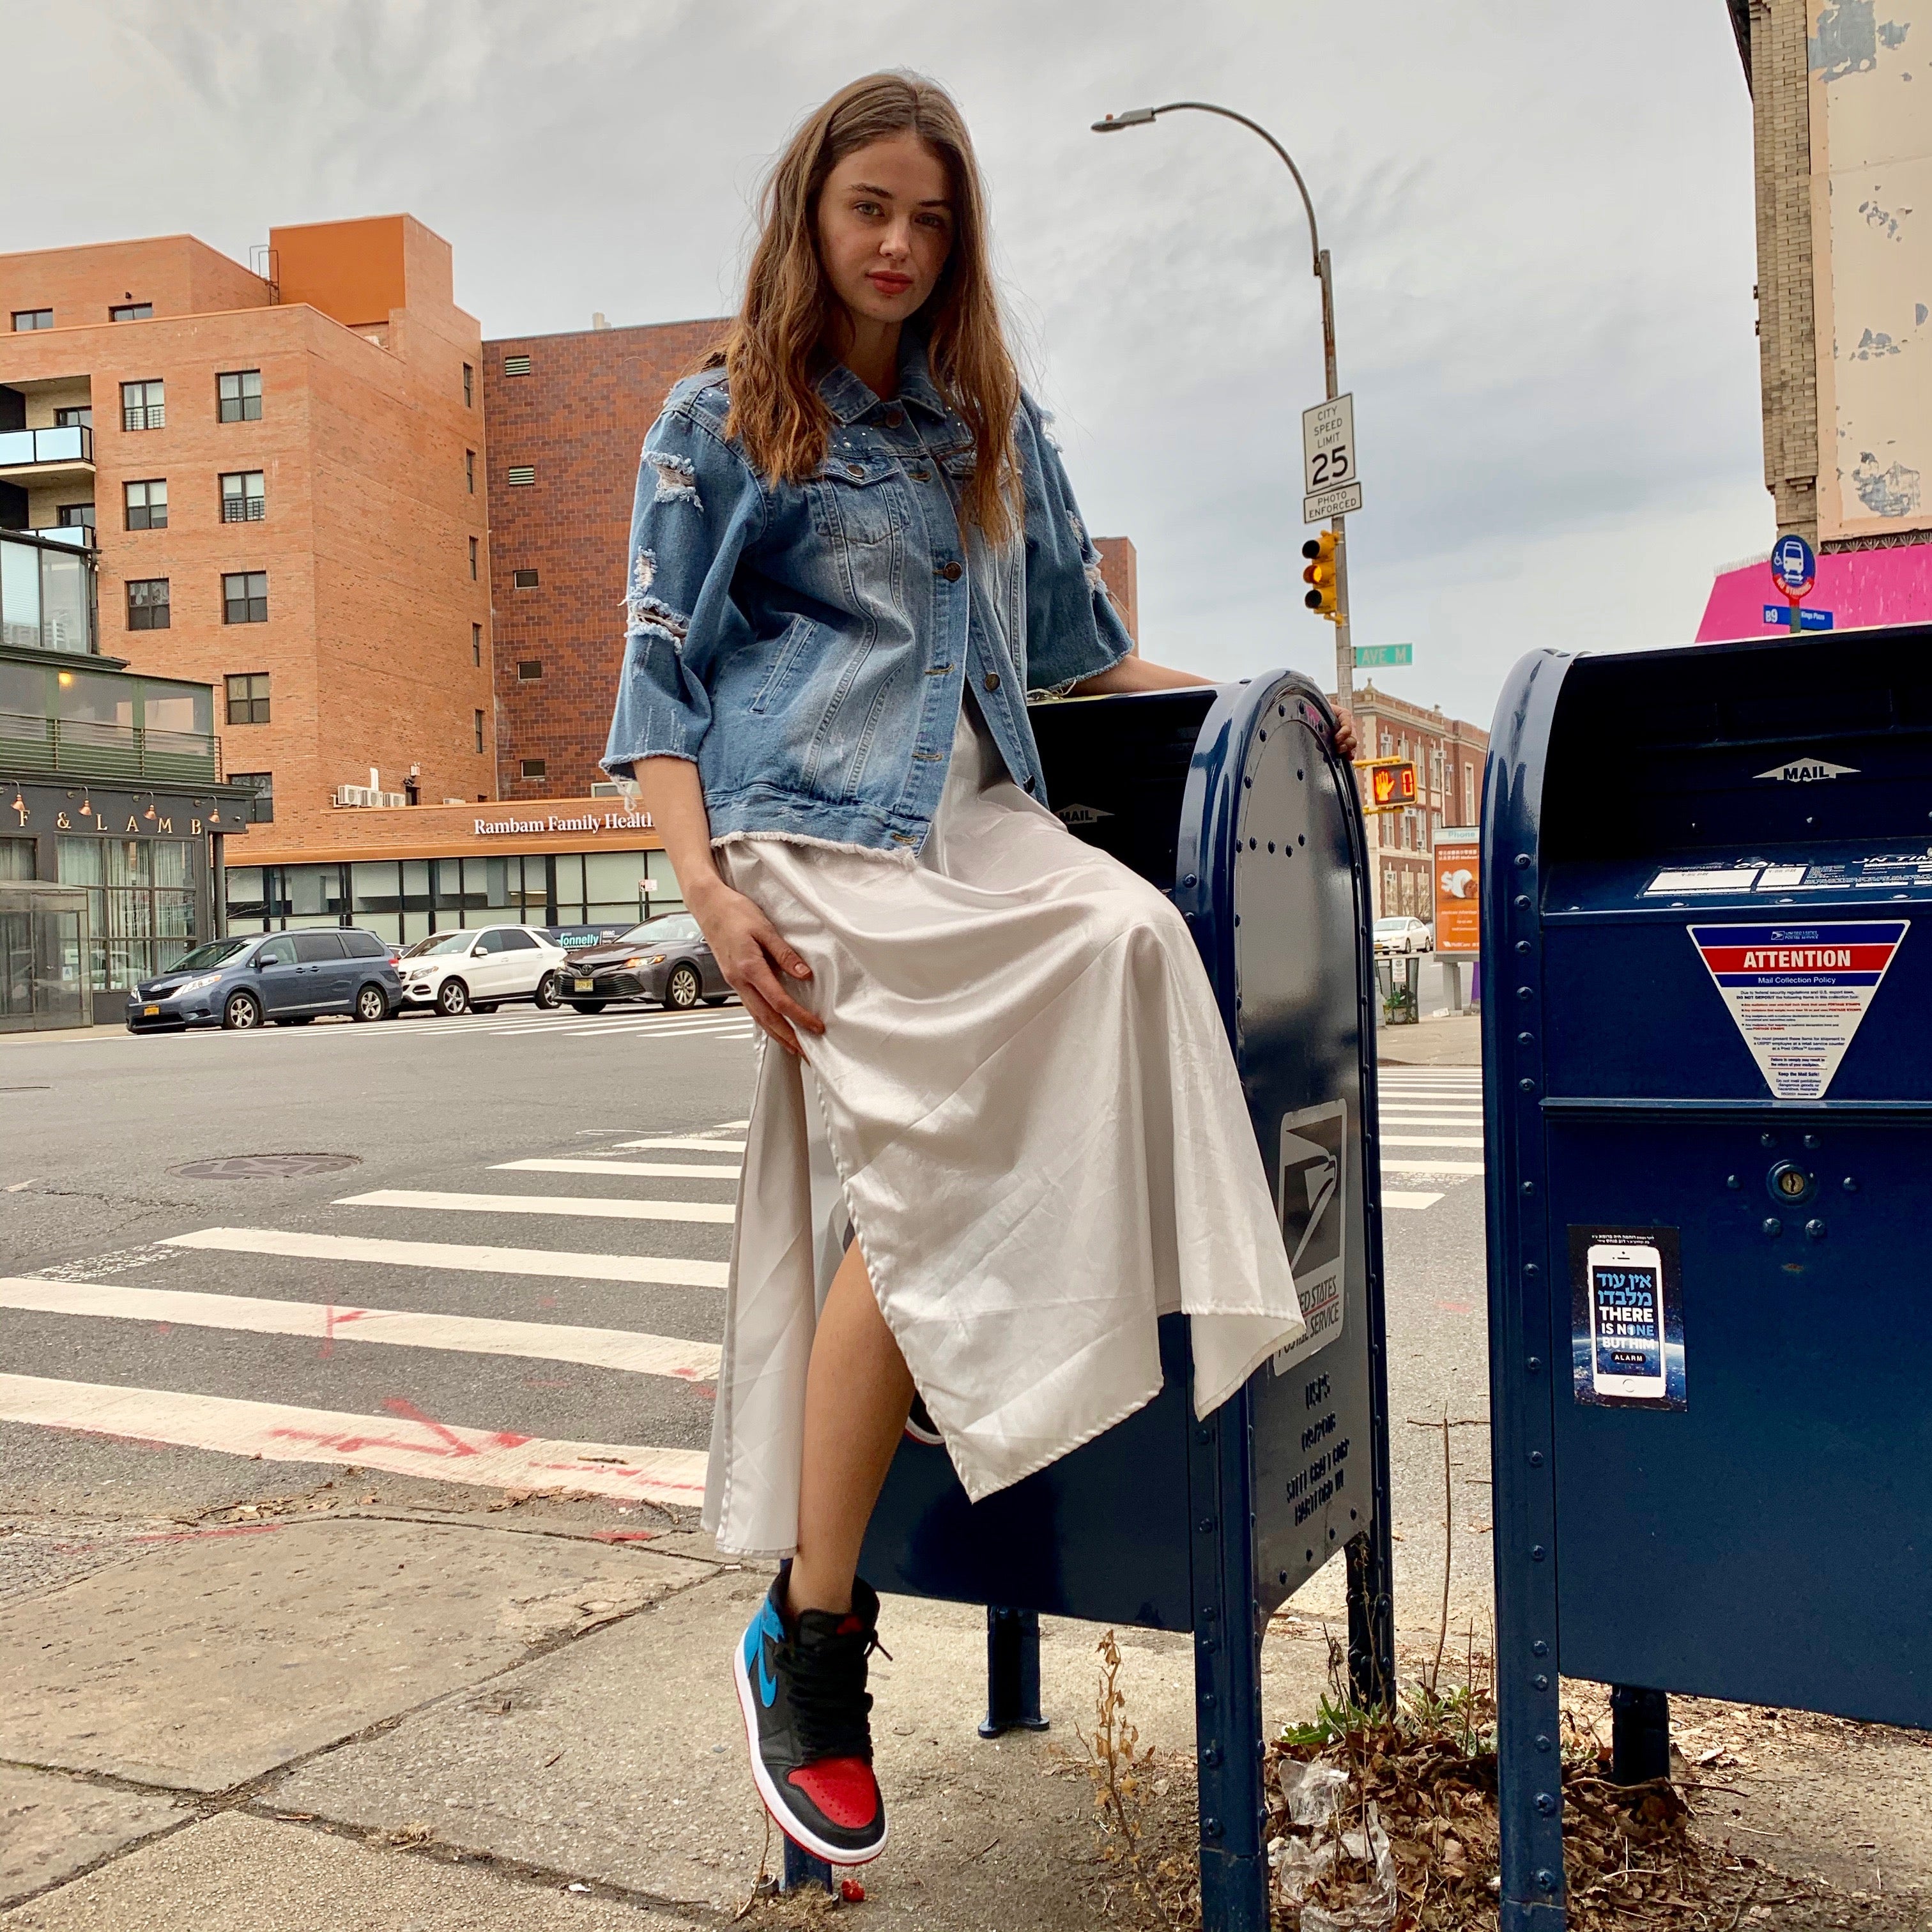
xmin=719 ymin=72 xmax=1020 ymax=546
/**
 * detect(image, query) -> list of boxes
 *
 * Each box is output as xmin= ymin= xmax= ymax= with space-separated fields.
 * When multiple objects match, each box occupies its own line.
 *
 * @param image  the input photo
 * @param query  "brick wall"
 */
xmin=482 ymin=319 xmax=728 ymax=799
xmin=1092 ymin=535 xmax=1138 ymax=645
xmin=1751 ymin=0 xmax=1820 ymax=539
xmin=0 ymin=235 xmax=270 ymax=328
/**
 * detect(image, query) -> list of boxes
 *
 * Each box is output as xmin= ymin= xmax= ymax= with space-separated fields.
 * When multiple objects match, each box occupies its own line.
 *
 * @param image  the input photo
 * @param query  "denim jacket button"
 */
xmin=940 ymin=561 xmax=963 ymax=582
xmin=845 ymin=462 xmax=864 ymax=479
xmin=885 ymin=409 xmax=905 ymax=429
xmin=908 ymin=467 xmax=931 ymax=482
xmin=983 ymin=671 xmax=1000 ymax=693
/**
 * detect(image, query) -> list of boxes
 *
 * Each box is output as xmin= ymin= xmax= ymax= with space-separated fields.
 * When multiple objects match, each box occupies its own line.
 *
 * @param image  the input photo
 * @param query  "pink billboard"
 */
xmin=1698 ymin=543 xmax=1932 ymax=643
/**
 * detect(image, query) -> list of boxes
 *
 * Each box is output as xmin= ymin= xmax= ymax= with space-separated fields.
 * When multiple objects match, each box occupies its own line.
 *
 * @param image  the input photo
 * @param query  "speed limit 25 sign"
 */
xmin=1303 ymin=393 xmax=1363 ymax=523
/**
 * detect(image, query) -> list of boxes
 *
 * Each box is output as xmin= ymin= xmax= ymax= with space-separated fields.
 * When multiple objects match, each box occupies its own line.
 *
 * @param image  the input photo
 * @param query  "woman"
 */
xmin=603 ymin=72 xmax=1350 ymax=1868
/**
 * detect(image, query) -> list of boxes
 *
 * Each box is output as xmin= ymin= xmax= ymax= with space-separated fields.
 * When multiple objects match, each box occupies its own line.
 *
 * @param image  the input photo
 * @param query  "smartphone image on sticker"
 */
xmin=1586 ymin=1242 xmax=1667 ymax=1400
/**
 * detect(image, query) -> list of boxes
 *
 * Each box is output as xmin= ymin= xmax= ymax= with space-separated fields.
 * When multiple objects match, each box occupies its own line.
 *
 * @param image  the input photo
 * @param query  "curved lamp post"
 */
xmin=1093 ymin=102 xmax=1354 ymax=708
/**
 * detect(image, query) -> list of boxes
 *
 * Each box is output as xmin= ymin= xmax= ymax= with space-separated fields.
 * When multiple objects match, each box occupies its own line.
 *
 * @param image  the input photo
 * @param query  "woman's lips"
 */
xmin=868 ymin=272 xmax=914 ymax=295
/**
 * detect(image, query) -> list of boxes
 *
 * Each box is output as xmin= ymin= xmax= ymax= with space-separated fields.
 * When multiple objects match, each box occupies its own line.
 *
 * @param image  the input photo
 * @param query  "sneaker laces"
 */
xmin=784 ymin=1622 xmax=890 ymax=1765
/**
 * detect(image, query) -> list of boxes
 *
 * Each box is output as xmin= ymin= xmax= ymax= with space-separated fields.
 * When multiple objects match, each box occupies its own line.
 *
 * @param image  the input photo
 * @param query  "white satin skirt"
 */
xmin=700 ymin=701 xmax=1303 ymax=1558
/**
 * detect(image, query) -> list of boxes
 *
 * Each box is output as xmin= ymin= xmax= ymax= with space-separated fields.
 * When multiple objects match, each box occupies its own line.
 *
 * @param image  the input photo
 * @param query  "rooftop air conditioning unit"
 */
xmin=332 ymin=784 xmax=407 ymax=809
xmin=589 ymin=781 xmax=621 ymax=797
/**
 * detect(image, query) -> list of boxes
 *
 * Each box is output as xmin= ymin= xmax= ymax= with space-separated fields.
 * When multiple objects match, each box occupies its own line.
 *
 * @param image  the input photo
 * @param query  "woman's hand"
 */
xmin=689 ymin=877 xmax=825 ymax=1057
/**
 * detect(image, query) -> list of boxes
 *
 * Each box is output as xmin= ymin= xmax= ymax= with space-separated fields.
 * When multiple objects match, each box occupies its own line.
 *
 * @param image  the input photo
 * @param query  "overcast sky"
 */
xmin=12 ymin=0 xmax=1767 ymax=728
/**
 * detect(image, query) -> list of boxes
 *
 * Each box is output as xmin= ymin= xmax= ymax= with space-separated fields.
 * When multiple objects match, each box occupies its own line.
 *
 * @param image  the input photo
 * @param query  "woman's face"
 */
xmin=816 ymin=132 xmax=954 ymax=331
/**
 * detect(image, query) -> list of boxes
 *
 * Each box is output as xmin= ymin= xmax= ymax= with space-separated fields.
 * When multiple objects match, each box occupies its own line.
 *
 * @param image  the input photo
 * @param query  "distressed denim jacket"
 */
xmin=601 ymin=332 xmax=1133 ymax=855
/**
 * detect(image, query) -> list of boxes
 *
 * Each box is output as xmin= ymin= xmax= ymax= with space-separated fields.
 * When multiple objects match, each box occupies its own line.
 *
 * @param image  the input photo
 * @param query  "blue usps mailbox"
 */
xmin=845 ymin=673 xmax=1395 ymax=1930
xmin=1482 ymin=624 xmax=1932 ymax=1929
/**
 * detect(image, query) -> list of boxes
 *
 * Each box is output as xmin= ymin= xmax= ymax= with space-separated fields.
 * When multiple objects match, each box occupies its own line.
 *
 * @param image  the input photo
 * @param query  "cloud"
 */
xmin=4 ymin=0 xmax=1768 ymax=724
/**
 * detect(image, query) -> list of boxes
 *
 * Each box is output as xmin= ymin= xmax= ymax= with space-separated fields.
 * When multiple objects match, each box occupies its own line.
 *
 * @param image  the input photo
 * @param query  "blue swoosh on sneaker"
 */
xmin=752 ymin=1600 xmax=784 ymax=1708
xmin=759 ymin=1650 xmax=778 ymax=1706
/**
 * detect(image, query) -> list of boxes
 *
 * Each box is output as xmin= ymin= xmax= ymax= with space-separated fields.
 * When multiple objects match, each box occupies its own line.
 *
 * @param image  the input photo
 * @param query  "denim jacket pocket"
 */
xmin=748 ymin=614 xmax=818 ymax=717
xmin=812 ymin=451 xmax=899 ymax=547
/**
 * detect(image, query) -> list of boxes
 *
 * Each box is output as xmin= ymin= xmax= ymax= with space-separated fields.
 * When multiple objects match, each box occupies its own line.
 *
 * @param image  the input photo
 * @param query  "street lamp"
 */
xmin=1092 ymin=102 xmax=1355 ymax=708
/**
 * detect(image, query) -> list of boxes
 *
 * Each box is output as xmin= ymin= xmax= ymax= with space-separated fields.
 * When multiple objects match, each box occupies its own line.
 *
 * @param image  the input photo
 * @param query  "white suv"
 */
xmin=394 ymin=925 xmax=569 ymax=1016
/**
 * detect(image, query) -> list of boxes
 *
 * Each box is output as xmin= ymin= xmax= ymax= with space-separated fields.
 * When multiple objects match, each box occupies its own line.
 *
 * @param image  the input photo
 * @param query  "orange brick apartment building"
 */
xmin=0 ymin=216 xmax=496 ymax=845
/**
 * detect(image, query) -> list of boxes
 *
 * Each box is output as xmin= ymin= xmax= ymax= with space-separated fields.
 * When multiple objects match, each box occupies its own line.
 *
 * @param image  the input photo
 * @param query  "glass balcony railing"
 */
xmin=0 ymin=528 xmax=98 ymax=655
xmin=29 ymin=525 xmax=96 ymax=550
xmin=0 ymin=713 xmax=221 ymax=785
xmin=0 ymin=424 xmax=94 ymax=468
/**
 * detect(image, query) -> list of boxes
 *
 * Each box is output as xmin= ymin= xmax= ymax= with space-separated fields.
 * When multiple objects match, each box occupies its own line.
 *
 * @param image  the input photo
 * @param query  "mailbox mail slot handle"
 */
xmin=1540 ymin=1096 xmax=1926 ymax=1117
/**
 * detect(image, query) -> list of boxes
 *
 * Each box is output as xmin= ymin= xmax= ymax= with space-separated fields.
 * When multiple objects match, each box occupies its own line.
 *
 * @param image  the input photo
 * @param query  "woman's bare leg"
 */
xmin=787 ymin=1239 xmax=914 ymax=1618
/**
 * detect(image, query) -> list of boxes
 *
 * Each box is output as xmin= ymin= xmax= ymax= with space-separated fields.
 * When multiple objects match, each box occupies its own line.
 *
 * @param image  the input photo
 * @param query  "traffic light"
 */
xmin=1359 ymin=757 xmax=1417 ymax=812
xmin=1302 ymin=532 xmax=1338 ymax=618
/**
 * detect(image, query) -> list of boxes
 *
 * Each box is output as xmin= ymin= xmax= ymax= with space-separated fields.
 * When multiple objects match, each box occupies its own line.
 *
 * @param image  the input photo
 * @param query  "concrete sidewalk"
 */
xmin=0 ymin=1499 xmax=1335 ymax=1931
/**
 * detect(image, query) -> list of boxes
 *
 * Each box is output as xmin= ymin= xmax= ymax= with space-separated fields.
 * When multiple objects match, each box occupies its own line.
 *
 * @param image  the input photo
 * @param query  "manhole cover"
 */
xmin=169 ymin=1153 xmax=364 ymax=1180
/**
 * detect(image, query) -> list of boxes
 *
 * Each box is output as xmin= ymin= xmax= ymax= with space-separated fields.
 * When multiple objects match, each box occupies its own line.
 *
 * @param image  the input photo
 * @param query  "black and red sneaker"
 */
xmin=733 ymin=1565 xmax=887 ymax=1865
xmin=903 ymin=1393 xmax=943 ymax=1445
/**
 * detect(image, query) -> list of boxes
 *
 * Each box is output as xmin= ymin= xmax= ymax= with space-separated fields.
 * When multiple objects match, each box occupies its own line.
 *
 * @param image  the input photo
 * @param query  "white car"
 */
xmin=394 ymin=925 xmax=569 ymax=1016
xmin=1373 ymin=916 xmax=1432 ymax=955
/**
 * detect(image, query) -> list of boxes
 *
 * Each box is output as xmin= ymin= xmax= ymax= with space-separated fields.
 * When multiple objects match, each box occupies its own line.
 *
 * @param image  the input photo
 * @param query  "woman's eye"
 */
xmin=854 ymin=199 xmax=882 ymax=217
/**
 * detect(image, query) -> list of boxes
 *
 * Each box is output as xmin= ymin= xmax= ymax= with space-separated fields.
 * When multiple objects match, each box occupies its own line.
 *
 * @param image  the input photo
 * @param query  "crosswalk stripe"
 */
xmin=0 ymin=1373 xmax=709 ymax=1507
xmin=494 ymin=1158 xmax=742 ymax=1181
xmin=162 ymin=1227 xmax=730 ymax=1289
xmin=339 ymin=1188 xmax=735 ymax=1225
xmin=613 ymin=1137 xmax=749 ymax=1153
xmin=1382 ymin=1191 xmax=1446 ymax=1210
xmin=1379 ymin=1158 xmax=1485 ymax=1176
xmin=1379 ymin=1135 xmax=1485 ymax=1149
xmin=1379 ymin=1111 xmax=1483 ymax=1123
xmin=0 ymin=1278 xmax=721 ymax=1381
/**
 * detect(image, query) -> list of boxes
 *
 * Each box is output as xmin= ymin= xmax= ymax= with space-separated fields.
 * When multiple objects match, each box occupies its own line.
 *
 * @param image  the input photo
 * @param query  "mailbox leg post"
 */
xmin=978 ymin=1606 xmax=1048 ymax=1738
xmin=1611 ymin=1685 xmax=1671 ymax=1784
xmin=1344 ymin=1525 xmax=1396 ymax=1709
xmin=780 ymin=1840 xmax=834 ymax=1896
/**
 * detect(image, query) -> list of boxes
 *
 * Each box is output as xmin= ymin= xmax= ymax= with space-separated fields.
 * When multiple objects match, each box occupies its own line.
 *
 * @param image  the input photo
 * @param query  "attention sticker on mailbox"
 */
xmin=1690 ymin=921 xmax=1907 ymax=1099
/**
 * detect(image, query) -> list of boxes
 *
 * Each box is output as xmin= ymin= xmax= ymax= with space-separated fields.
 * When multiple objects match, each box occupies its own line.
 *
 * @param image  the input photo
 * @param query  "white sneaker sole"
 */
xmin=731 ymin=1634 xmax=887 ymax=1867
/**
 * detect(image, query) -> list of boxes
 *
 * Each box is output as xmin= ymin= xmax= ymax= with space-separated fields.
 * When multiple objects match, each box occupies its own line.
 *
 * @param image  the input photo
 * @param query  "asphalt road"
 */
xmin=0 ymin=1000 xmax=1492 ymax=1635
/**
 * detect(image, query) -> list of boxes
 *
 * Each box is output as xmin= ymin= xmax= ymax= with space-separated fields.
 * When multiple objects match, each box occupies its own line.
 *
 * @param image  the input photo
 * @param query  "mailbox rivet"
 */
xmin=1762 ymin=1218 xmax=1782 ymax=1238
xmin=1515 ymin=939 xmax=1531 ymax=954
xmin=1532 ymin=1640 xmax=1549 ymax=1656
xmin=1843 ymin=1176 xmax=1859 ymax=1193
xmin=1806 ymin=1218 xmax=1827 ymax=1240
xmin=1183 ymin=874 xmax=1197 ymax=887
xmin=1527 ymin=1355 xmax=1542 ymax=1372
xmin=1533 ymin=1673 xmax=1550 ymax=1691
xmin=1517 ymin=1030 xmax=1533 ymax=1045
xmin=1531 ymin=1545 xmax=1546 ymax=1562
xmin=1537 ymin=1869 xmax=1558 ymax=1892
xmin=1522 ymin=1181 xmax=1536 ymax=1195
xmin=1525 ymin=1262 xmax=1540 ymax=1276
xmin=1197 ymin=1426 xmax=1211 ymax=1444
xmin=1528 ymin=1450 xmax=1544 ymax=1466
xmin=1203 ymin=1816 xmax=1224 ymax=1839
xmin=1536 ymin=1734 xmax=1553 ymax=1752
xmin=1200 ymin=1605 xmax=1216 ymax=1622
xmin=1200 ymin=1692 xmax=1216 ymax=1710
xmin=1761 ymin=1132 xmax=1777 ymax=1149
xmin=1200 ymin=1744 xmax=1222 ymax=1768
xmin=1726 ymin=1174 xmax=1741 ymax=1189
xmin=1278 ymin=1568 xmax=1290 ymax=1585
xmin=1199 ymin=1636 xmax=1220 ymax=1655
xmin=1535 ymin=1793 xmax=1557 ymax=1816
xmin=1804 ymin=1133 xmax=1821 ymax=1150
xmin=1517 ymin=986 xmax=1533 ymax=1001
xmin=1234 ymin=914 xmax=1241 ymax=927
xmin=1515 ymin=854 xmax=1531 ymax=870
xmin=1514 ymin=893 xmax=1530 ymax=909
xmin=1197 ymin=1517 xmax=1216 ymax=1535
xmin=1519 ymin=1077 xmax=1536 ymax=1092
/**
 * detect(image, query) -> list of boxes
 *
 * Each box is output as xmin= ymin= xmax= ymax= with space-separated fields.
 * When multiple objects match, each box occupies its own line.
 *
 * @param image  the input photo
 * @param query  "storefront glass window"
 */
xmin=142 ymin=687 xmax=212 ymax=736
xmin=227 ymin=866 xmax=266 ymax=928
xmin=351 ymin=861 xmax=403 ymax=943
xmin=585 ymin=850 xmax=651 ymax=924
xmin=54 ymin=836 xmax=199 ymax=986
xmin=553 ymin=853 xmax=585 ymax=923
xmin=0 ymin=838 xmax=34 ymax=880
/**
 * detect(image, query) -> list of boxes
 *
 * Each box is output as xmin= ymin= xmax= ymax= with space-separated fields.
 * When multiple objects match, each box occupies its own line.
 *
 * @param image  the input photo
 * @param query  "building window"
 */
xmin=56 ymin=503 xmax=95 ymax=530
xmin=517 ymin=659 xmax=542 ymax=680
xmin=126 ymin=578 xmax=171 ymax=630
xmin=463 ymin=362 xmax=474 ymax=406
xmin=121 ymin=379 xmax=165 ymax=431
xmin=512 ymin=568 xmax=539 ymax=589
xmin=520 ymin=758 xmax=546 ymax=779
xmin=503 ymin=353 xmax=532 ymax=376
xmin=220 ymin=471 xmax=266 ymax=522
xmin=12 ymin=309 xmax=52 ymax=331
xmin=124 ymin=479 xmax=167 ymax=530
xmin=217 ymin=369 xmax=262 ymax=422
xmin=109 ymin=302 xmax=153 ymax=321
xmin=471 ymin=622 xmax=482 ymax=666
xmin=507 ymin=465 xmax=535 ymax=486
xmin=222 ymin=571 xmax=268 ymax=624
xmin=225 ymin=673 xmax=270 ymax=724
xmin=231 ymin=772 xmax=274 ymax=824
xmin=468 ymin=536 xmax=479 ymax=581
xmin=473 ymin=710 xmax=486 ymax=755
xmin=465 ymin=448 xmax=475 ymax=494
xmin=54 ymin=406 xmax=91 ymax=429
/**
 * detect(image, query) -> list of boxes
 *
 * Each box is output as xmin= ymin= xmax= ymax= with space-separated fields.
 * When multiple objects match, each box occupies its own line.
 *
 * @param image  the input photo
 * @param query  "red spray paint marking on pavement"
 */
xmin=379 ymin=1395 xmax=484 ymax=1457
